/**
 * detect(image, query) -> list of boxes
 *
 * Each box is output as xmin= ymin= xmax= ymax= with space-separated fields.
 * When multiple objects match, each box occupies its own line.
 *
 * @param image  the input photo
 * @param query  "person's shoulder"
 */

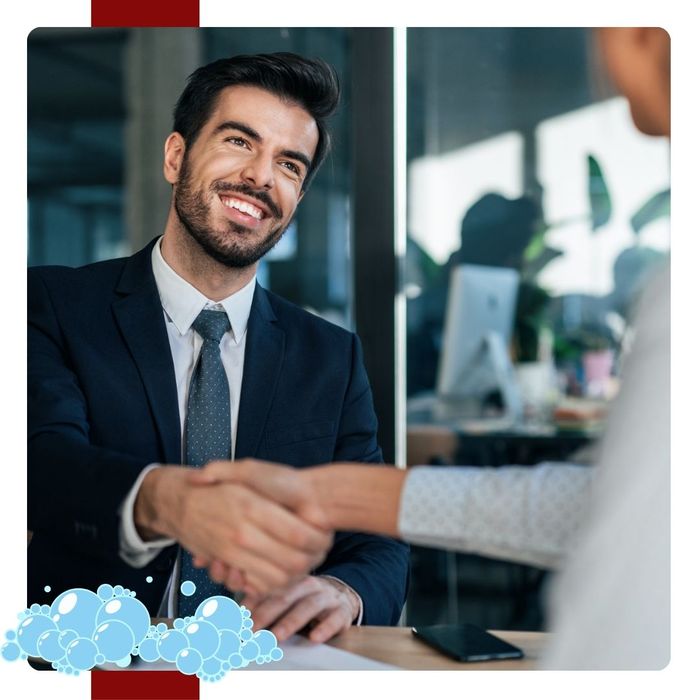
xmin=29 ymin=255 xmax=129 ymax=291
xmin=261 ymin=287 xmax=354 ymax=341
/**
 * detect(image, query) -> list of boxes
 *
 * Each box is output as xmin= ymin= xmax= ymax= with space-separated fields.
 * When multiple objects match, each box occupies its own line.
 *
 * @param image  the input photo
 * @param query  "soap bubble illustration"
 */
xmin=195 ymin=596 xmax=243 ymax=634
xmin=1 ymin=581 xmax=283 ymax=679
xmin=157 ymin=629 xmax=188 ymax=662
xmin=36 ymin=629 xmax=64 ymax=662
xmin=180 ymin=580 xmax=196 ymax=597
xmin=2 ymin=642 xmax=21 ymax=662
xmin=50 ymin=589 xmax=102 ymax=638
xmin=17 ymin=613 xmax=57 ymax=657
xmin=95 ymin=594 xmax=150 ymax=646
xmin=65 ymin=637 xmax=98 ymax=671
xmin=182 ymin=620 xmax=219 ymax=660
xmin=176 ymin=647 xmax=202 ymax=675
xmin=92 ymin=620 xmax=135 ymax=662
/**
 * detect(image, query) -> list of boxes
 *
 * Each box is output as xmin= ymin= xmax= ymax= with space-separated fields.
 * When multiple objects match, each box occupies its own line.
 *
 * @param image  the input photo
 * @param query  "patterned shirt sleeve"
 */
xmin=397 ymin=463 xmax=594 ymax=569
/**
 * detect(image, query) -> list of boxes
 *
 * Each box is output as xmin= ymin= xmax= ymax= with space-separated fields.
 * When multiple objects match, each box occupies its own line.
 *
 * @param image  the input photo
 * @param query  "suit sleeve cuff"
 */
xmin=318 ymin=575 xmax=364 ymax=626
xmin=119 ymin=464 xmax=176 ymax=568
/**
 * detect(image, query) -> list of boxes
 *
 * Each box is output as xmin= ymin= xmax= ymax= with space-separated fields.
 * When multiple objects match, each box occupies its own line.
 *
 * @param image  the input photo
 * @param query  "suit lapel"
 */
xmin=235 ymin=285 xmax=286 ymax=459
xmin=112 ymin=241 xmax=182 ymax=465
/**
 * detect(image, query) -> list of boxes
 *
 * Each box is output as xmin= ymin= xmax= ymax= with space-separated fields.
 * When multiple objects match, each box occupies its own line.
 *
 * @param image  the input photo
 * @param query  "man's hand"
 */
xmin=187 ymin=459 xmax=330 ymax=530
xmin=133 ymin=466 xmax=332 ymax=596
xmin=240 ymin=575 xmax=360 ymax=643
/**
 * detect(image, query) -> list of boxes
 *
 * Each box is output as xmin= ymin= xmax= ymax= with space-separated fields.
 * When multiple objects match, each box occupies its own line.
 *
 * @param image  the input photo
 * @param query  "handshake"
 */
xmin=134 ymin=459 xmax=405 ymax=642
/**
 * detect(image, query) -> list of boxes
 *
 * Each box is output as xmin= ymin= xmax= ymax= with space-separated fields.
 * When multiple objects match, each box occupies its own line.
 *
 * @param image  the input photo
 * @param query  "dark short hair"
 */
xmin=173 ymin=52 xmax=340 ymax=190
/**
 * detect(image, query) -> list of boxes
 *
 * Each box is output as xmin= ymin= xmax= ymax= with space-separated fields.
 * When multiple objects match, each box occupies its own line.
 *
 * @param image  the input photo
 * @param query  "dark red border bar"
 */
xmin=91 ymin=670 xmax=199 ymax=699
xmin=91 ymin=0 xmax=199 ymax=27
xmin=91 ymin=2 xmax=198 ymax=695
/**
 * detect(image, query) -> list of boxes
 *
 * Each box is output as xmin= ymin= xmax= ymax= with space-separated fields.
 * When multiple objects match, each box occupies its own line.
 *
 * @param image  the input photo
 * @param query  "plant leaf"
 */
xmin=588 ymin=154 xmax=612 ymax=231
xmin=630 ymin=189 xmax=670 ymax=235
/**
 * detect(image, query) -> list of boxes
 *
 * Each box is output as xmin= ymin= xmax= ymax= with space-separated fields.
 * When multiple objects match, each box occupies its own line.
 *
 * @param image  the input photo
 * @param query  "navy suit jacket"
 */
xmin=27 ymin=239 xmax=409 ymax=623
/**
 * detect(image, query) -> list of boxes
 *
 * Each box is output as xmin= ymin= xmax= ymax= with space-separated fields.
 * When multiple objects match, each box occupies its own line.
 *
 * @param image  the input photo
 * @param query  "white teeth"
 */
xmin=221 ymin=196 xmax=263 ymax=220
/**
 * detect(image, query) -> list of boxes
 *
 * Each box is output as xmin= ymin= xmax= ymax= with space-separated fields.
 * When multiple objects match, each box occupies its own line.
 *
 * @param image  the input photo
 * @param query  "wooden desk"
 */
xmin=328 ymin=626 xmax=547 ymax=670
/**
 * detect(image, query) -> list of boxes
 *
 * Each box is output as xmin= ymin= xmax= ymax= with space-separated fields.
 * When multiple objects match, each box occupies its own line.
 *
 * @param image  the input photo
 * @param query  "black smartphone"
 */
xmin=411 ymin=624 xmax=524 ymax=662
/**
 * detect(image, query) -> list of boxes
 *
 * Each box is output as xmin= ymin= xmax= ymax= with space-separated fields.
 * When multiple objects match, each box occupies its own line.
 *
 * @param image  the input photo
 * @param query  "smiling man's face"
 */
xmin=166 ymin=85 xmax=319 ymax=268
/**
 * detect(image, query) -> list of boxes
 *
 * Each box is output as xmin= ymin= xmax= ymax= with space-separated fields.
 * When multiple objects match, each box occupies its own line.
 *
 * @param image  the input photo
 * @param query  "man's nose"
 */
xmin=240 ymin=153 xmax=274 ymax=190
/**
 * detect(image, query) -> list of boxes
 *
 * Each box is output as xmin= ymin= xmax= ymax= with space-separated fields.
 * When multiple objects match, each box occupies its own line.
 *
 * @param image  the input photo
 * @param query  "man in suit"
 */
xmin=28 ymin=52 xmax=409 ymax=643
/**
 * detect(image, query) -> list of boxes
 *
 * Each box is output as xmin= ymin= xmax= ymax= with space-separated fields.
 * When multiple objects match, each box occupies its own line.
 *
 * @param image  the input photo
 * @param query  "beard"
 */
xmin=173 ymin=154 xmax=289 ymax=269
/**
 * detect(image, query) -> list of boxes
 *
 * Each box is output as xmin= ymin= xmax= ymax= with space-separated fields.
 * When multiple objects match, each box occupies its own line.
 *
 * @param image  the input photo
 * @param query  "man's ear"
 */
xmin=164 ymin=132 xmax=186 ymax=185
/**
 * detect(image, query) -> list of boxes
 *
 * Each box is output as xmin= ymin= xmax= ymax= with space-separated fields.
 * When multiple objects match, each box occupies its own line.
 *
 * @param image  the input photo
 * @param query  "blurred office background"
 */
xmin=28 ymin=28 xmax=669 ymax=632
xmin=403 ymin=28 xmax=669 ymax=630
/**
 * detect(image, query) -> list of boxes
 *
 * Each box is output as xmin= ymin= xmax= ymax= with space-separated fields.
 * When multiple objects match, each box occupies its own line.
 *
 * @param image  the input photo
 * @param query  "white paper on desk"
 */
xmin=99 ymin=635 xmax=397 ymax=672
xmin=242 ymin=635 xmax=397 ymax=671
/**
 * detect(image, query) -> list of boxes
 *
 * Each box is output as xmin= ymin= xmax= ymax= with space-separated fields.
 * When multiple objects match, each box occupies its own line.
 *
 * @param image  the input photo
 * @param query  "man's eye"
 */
xmin=281 ymin=161 xmax=300 ymax=175
xmin=228 ymin=136 xmax=247 ymax=147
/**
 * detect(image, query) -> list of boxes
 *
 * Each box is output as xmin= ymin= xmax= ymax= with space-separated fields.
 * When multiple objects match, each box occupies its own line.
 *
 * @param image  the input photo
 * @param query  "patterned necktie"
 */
xmin=178 ymin=308 xmax=233 ymax=616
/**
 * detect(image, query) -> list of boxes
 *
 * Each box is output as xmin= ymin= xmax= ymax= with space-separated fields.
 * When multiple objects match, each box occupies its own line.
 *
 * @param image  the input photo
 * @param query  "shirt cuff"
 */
xmin=318 ymin=575 xmax=364 ymax=626
xmin=119 ymin=464 xmax=176 ymax=568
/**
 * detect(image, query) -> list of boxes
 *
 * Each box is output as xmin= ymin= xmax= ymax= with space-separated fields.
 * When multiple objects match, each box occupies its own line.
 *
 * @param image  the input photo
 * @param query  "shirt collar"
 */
xmin=151 ymin=236 xmax=256 ymax=344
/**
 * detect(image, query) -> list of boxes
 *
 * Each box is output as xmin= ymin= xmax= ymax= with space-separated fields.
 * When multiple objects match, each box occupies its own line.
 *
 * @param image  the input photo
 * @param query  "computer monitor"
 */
xmin=436 ymin=264 xmax=522 ymax=421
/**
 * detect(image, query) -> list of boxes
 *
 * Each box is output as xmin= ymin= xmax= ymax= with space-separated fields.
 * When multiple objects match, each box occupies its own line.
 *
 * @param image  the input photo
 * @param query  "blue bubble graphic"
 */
xmin=157 ymin=630 xmax=188 ymax=662
xmin=138 ymin=637 xmax=159 ymax=663
xmin=180 ymin=581 xmax=196 ymax=597
xmin=37 ymin=630 xmax=65 ymax=662
xmin=182 ymin=621 xmax=219 ymax=660
xmin=115 ymin=655 xmax=131 ymax=668
xmin=17 ymin=613 xmax=58 ymax=656
xmin=176 ymin=647 xmax=203 ymax=675
xmin=228 ymin=652 xmax=244 ymax=669
xmin=97 ymin=584 xmax=114 ymax=601
xmin=1 ymin=583 xmax=288 ymax=680
xmin=93 ymin=620 xmax=135 ymax=662
xmin=146 ymin=576 xmax=153 ymax=584
xmin=215 ymin=629 xmax=240 ymax=661
xmin=65 ymin=637 xmax=98 ymax=671
xmin=253 ymin=630 xmax=277 ymax=656
xmin=95 ymin=596 xmax=150 ymax=647
xmin=194 ymin=596 xmax=243 ymax=634
xmin=50 ymin=588 xmax=102 ymax=638
xmin=44 ymin=586 xmax=52 ymax=593
xmin=1 ymin=642 xmax=21 ymax=662
xmin=58 ymin=630 xmax=78 ymax=649
xmin=240 ymin=640 xmax=259 ymax=661
xmin=202 ymin=657 xmax=221 ymax=675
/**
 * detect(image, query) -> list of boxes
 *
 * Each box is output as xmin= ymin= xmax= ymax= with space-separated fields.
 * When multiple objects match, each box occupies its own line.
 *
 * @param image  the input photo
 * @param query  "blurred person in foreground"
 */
xmin=194 ymin=28 xmax=670 ymax=667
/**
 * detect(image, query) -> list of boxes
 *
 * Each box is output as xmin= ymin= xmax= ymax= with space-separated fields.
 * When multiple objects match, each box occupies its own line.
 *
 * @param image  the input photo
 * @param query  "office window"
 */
xmin=406 ymin=28 xmax=670 ymax=406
